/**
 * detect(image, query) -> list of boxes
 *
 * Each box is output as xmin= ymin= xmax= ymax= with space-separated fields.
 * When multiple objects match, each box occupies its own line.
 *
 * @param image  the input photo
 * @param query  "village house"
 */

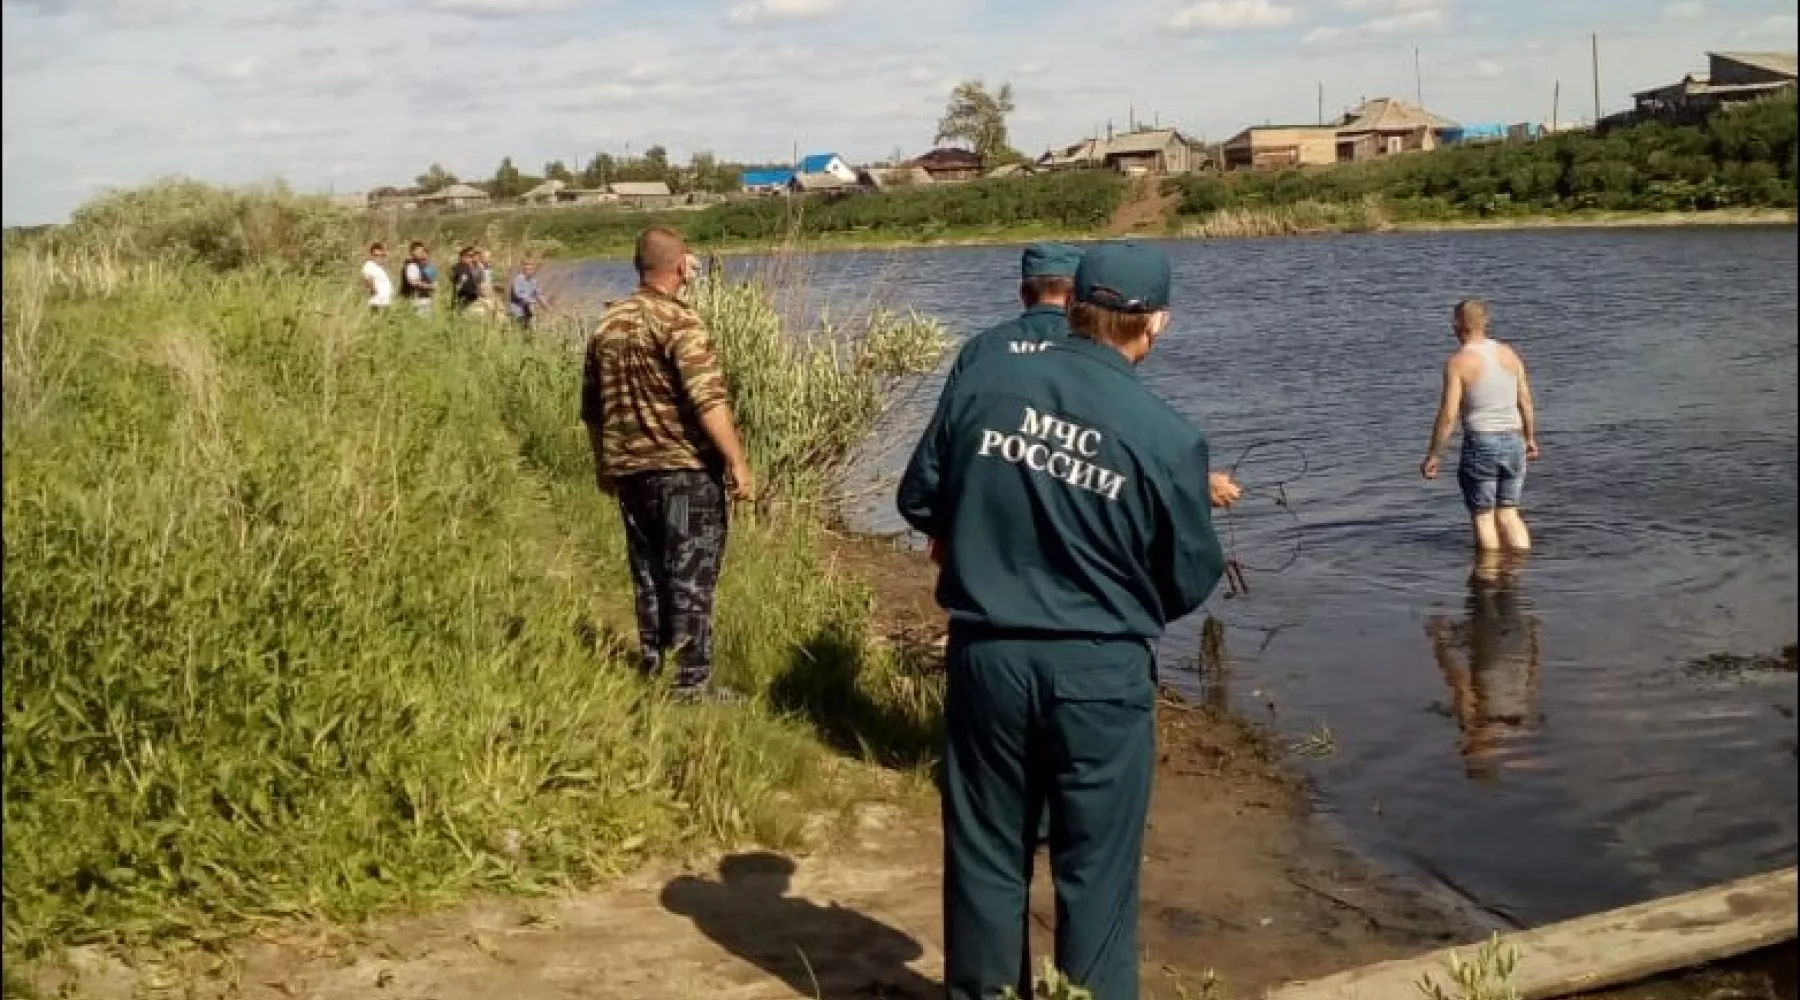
xmin=790 ymin=171 xmax=856 ymax=194
xmin=858 ymin=165 xmax=934 ymax=190
xmin=521 ymin=180 xmax=613 ymax=206
xmin=609 ymin=181 xmax=675 ymax=209
xmin=1039 ymin=128 xmax=1211 ymax=175
xmin=909 ymin=147 xmax=985 ymax=183
xmin=1221 ymin=125 xmax=1340 ymax=170
xmin=985 ymin=162 xmax=1038 ymax=179
xmin=740 ymin=169 xmax=795 ymax=194
xmin=1333 ymin=97 xmax=1460 ymax=159
xmin=416 ymin=183 xmax=491 ymax=212
xmin=1624 ymin=51 xmax=1797 ymax=127
xmin=737 ymin=152 xmax=855 ymax=194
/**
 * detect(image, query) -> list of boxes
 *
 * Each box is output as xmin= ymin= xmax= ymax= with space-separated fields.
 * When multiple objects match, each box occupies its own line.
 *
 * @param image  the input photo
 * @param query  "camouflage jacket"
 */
xmin=580 ymin=287 xmax=731 ymax=477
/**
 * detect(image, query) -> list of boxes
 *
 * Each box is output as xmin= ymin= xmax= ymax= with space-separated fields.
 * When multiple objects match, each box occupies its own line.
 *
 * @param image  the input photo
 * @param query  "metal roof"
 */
xmin=798 ymin=153 xmax=843 ymax=173
xmin=741 ymin=169 xmax=796 ymax=187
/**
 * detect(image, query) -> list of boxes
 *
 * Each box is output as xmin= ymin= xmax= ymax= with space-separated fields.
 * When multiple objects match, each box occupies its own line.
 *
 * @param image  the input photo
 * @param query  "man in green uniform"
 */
xmin=897 ymin=241 xmax=1228 ymax=1000
xmin=942 ymin=242 xmax=1083 ymax=390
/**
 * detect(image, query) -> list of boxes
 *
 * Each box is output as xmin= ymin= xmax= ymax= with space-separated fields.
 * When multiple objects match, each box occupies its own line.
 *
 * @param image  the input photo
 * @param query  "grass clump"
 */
xmin=1 ymin=183 xmax=947 ymax=969
xmin=54 ymin=178 xmax=355 ymax=275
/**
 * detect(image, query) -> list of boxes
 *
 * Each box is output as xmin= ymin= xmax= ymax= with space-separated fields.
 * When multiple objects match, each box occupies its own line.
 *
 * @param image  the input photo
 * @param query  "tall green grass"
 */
xmin=1 ymin=183 xmax=949 ymax=967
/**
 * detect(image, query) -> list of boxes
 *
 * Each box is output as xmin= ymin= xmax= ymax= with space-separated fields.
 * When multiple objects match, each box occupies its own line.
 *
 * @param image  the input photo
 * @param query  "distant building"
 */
xmin=789 ymin=172 xmax=856 ymax=194
xmin=1442 ymin=122 xmax=1509 ymax=145
xmin=796 ymin=152 xmax=858 ymax=184
xmin=416 ymin=183 xmax=492 ymax=211
xmin=1040 ymin=128 xmax=1208 ymax=175
xmin=740 ymin=169 xmax=797 ymax=194
xmin=858 ymin=165 xmax=934 ymax=189
xmin=609 ymin=181 xmax=675 ymax=208
xmin=909 ymin=147 xmax=985 ymax=183
xmin=1624 ymin=51 xmax=1797 ymax=127
xmin=1221 ymin=126 xmax=1340 ymax=170
xmin=985 ymin=162 xmax=1039 ymax=179
xmin=1334 ymin=98 xmax=1460 ymax=158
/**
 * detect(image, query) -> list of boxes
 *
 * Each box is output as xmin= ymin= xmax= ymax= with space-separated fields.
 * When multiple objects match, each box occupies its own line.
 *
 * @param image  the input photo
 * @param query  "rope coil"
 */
xmin=1217 ymin=440 xmax=1309 ymax=599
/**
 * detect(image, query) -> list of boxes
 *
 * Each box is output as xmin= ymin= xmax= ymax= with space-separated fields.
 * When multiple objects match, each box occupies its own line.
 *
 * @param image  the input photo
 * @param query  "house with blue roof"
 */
xmin=740 ymin=152 xmax=857 ymax=194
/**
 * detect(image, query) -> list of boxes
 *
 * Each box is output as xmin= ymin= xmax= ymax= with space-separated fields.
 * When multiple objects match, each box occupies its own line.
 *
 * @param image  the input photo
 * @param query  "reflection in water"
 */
xmin=1426 ymin=554 xmax=1544 ymax=781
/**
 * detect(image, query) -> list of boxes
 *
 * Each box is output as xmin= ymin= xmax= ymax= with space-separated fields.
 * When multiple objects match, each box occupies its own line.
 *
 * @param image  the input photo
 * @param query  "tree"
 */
xmin=935 ymin=79 xmax=1021 ymax=166
xmin=543 ymin=160 xmax=574 ymax=183
xmin=414 ymin=163 xmax=458 ymax=193
xmin=579 ymin=152 xmax=615 ymax=189
xmin=489 ymin=157 xmax=528 ymax=199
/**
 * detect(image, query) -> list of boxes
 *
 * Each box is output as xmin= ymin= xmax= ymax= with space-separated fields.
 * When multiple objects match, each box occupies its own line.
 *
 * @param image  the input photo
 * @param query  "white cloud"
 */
xmin=726 ymin=0 xmax=840 ymax=25
xmin=1663 ymin=1 xmax=1704 ymax=20
xmin=1167 ymin=0 xmax=1295 ymax=33
xmin=428 ymin=0 xmax=572 ymax=15
xmin=1339 ymin=0 xmax=1442 ymax=10
xmin=1303 ymin=4 xmax=1446 ymax=47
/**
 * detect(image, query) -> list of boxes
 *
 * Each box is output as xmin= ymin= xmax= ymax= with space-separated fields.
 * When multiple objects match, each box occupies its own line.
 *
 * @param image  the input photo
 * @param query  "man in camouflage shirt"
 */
xmin=581 ymin=227 xmax=755 ymax=699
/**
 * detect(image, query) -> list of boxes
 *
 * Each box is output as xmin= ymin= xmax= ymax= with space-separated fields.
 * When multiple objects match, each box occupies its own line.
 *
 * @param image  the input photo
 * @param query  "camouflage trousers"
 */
xmin=615 ymin=470 xmax=729 ymax=690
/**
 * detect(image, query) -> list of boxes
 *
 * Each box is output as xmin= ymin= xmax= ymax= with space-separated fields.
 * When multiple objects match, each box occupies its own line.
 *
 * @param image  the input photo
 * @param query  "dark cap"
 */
xmin=1073 ymin=240 xmax=1172 ymax=313
xmin=1020 ymin=242 xmax=1084 ymax=280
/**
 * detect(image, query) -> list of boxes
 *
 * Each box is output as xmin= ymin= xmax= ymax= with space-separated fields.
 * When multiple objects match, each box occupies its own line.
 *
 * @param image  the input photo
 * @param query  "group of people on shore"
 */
xmin=359 ymin=240 xmax=552 ymax=328
xmin=578 ymin=223 xmax=1539 ymax=999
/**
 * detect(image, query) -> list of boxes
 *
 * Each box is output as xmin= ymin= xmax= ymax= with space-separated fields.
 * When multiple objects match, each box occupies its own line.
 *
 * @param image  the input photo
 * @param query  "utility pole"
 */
xmin=1317 ymin=81 xmax=1324 ymax=125
xmin=1414 ymin=47 xmax=1423 ymax=106
xmin=1552 ymin=79 xmax=1561 ymax=133
xmin=1591 ymin=33 xmax=1601 ymax=123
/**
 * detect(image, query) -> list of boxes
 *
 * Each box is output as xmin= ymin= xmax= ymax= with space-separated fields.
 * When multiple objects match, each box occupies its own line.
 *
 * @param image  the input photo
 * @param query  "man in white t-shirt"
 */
xmin=362 ymin=242 xmax=393 ymax=309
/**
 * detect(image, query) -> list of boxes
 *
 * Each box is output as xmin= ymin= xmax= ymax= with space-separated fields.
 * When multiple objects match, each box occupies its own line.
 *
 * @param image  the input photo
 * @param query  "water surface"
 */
xmin=570 ymin=227 xmax=1799 ymax=928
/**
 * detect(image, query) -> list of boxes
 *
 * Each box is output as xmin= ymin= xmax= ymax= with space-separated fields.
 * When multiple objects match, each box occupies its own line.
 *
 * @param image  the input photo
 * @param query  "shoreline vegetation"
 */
xmin=1 ymin=182 xmax=956 ymax=984
xmin=396 ymin=93 xmax=1797 ymax=261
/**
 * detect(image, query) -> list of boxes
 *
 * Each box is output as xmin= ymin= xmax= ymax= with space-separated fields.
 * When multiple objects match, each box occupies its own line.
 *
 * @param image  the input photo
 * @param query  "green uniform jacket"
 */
xmin=897 ymin=336 xmax=1225 ymax=640
xmin=942 ymin=304 xmax=1070 ymax=390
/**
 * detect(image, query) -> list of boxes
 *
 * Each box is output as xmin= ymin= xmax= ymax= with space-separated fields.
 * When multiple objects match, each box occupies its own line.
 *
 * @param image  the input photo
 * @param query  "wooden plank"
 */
xmin=1263 ymin=867 xmax=1797 ymax=1000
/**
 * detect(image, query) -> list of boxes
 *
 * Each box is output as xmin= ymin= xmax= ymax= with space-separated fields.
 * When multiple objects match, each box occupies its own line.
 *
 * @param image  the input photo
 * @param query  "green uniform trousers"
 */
xmin=941 ymin=632 xmax=1155 ymax=1000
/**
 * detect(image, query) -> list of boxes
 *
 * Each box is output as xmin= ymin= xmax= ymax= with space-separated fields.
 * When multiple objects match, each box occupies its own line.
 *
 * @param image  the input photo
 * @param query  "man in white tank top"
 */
xmin=1419 ymin=299 xmax=1539 ymax=552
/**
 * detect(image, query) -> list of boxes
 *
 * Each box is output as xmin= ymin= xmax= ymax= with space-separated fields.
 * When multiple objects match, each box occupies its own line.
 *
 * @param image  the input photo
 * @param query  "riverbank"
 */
xmin=32 ymin=533 xmax=1791 ymax=1000
xmin=22 ymin=534 xmax=1479 ymax=1000
xmin=494 ymin=206 xmax=1795 ymax=264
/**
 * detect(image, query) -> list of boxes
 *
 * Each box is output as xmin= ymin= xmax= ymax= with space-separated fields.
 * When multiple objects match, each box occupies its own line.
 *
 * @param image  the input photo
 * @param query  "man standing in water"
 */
xmin=582 ymin=227 xmax=754 ymax=701
xmin=1421 ymin=299 xmax=1539 ymax=552
xmin=897 ymin=241 xmax=1226 ymax=1000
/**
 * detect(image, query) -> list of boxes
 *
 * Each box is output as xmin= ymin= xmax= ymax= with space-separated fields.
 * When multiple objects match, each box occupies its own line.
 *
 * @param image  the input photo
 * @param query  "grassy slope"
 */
xmin=1 ymin=250 xmax=942 ymax=965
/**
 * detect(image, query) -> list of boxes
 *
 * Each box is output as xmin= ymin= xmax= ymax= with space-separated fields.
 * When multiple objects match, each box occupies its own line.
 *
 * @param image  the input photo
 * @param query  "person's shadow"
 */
xmin=660 ymin=852 xmax=937 ymax=999
xmin=1425 ymin=553 xmax=1545 ymax=782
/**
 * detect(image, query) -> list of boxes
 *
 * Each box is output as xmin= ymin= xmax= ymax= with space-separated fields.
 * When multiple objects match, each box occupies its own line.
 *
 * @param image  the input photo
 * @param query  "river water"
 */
xmin=568 ymin=227 xmax=1799 ymax=930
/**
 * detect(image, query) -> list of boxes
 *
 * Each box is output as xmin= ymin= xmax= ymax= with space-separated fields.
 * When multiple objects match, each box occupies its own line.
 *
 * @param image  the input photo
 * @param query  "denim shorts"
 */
xmin=1458 ymin=431 xmax=1527 ymax=512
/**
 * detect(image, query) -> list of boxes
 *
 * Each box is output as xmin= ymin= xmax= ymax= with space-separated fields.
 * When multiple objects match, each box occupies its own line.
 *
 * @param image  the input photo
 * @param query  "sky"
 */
xmin=2 ymin=0 xmax=1795 ymax=225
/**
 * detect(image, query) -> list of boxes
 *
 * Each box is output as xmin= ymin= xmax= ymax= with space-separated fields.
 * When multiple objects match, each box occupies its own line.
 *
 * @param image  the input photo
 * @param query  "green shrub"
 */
xmin=1 ymin=195 xmax=945 ymax=964
xmin=1165 ymin=93 xmax=1798 ymax=222
xmin=58 ymin=178 xmax=355 ymax=275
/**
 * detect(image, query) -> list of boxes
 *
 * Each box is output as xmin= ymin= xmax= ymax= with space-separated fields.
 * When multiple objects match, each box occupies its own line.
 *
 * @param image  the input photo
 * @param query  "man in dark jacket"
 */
xmin=897 ymin=240 xmax=1229 ymax=1000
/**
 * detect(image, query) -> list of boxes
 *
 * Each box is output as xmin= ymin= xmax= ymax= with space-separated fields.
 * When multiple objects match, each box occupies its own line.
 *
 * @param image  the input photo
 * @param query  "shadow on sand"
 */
xmin=661 ymin=851 xmax=938 ymax=999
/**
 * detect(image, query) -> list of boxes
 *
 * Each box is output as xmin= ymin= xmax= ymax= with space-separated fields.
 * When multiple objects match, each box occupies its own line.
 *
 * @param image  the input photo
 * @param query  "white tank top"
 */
xmin=1459 ymin=339 xmax=1522 ymax=434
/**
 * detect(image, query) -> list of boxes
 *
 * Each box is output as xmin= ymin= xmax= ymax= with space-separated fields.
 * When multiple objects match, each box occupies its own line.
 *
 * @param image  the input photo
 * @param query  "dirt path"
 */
xmin=1106 ymin=177 xmax=1182 ymax=236
xmin=51 ymin=536 xmax=1479 ymax=1000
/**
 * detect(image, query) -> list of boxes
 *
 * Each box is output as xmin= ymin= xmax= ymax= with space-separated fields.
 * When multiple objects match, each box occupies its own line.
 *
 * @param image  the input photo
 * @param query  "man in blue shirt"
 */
xmin=508 ymin=259 xmax=552 ymax=329
xmin=897 ymin=240 xmax=1228 ymax=1000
